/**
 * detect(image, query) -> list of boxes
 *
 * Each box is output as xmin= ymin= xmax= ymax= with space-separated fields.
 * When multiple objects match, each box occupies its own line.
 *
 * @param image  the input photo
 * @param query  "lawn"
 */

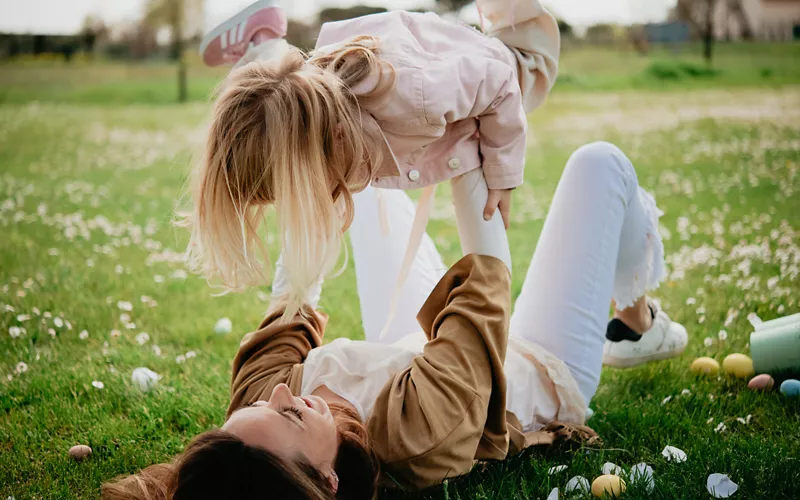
xmin=1 ymin=44 xmax=799 ymax=499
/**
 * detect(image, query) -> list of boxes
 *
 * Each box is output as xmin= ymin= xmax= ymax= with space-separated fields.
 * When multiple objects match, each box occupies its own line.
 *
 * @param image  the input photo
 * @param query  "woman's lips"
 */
xmin=300 ymin=396 xmax=314 ymax=410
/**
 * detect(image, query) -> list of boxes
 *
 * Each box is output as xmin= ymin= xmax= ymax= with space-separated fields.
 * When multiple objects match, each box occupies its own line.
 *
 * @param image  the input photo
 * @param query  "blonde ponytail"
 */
xmin=181 ymin=37 xmax=395 ymax=320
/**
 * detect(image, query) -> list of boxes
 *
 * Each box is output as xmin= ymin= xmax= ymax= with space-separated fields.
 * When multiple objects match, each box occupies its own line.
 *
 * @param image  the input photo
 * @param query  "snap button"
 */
xmin=448 ymin=158 xmax=461 ymax=170
xmin=408 ymin=170 xmax=420 ymax=182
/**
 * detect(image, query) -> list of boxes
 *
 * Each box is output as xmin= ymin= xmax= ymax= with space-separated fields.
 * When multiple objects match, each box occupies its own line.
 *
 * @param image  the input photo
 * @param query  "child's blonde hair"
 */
xmin=183 ymin=36 xmax=395 ymax=320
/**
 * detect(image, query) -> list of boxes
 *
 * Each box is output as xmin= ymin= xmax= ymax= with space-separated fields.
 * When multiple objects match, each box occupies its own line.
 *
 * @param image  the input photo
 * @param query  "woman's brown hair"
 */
xmin=181 ymin=36 xmax=396 ymax=322
xmin=102 ymin=407 xmax=379 ymax=500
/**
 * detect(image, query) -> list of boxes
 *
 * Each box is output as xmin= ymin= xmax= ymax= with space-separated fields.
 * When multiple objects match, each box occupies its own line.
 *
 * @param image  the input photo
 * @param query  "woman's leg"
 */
xmin=349 ymin=187 xmax=448 ymax=345
xmin=509 ymin=142 xmax=669 ymax=403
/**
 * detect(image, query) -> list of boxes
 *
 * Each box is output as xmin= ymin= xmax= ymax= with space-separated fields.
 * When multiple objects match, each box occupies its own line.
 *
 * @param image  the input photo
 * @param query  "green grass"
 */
xmin=1 ymin=43 xmax=799 ymax=105
xmin=1 ymin=47 xmax=799 ymax=499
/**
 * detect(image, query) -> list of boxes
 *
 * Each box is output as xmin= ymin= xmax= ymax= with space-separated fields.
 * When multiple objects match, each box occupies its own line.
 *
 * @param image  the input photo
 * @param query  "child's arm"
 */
xmin=477 ymin=0 xmax=561 ymax=113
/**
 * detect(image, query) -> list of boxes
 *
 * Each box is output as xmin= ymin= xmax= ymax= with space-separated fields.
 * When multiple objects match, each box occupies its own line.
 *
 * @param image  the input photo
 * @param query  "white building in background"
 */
xmin=706 ymin=0 xmax=800 ymax=41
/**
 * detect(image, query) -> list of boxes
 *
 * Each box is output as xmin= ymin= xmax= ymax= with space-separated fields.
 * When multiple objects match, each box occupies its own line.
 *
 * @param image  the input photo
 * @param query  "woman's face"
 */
xmin=222 ymin=383 xmax=339 ymax=470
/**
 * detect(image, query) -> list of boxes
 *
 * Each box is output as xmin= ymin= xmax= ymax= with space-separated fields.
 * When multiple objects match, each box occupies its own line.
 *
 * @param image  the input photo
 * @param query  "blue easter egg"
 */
xmin=780 ymin=379 xmax=800 ymax=397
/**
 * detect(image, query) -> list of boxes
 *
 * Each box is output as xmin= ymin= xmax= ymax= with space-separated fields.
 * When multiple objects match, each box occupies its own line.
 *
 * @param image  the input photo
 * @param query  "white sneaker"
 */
xmin=603 ymin=303 xmax=688 ymax=368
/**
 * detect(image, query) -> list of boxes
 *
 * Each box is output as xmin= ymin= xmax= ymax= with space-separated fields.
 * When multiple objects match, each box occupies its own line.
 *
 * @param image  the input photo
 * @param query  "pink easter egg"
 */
xmin=747 ymin=374 xmax=774 ymax=391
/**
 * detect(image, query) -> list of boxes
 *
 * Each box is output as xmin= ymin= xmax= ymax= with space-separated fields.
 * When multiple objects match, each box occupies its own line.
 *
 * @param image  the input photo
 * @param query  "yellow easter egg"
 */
xmin=722 ymin=353 xmax=755 ymax=379
xmin=690 ymin=357 xmax=720 ymax=376
xmin=592 ymin=475 xmax=626 ymax=498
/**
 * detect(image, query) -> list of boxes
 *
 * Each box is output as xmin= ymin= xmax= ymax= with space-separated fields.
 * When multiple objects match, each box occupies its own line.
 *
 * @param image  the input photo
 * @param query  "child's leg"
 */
xmin=478 ymin=0 xmax=560 ymax=112
xmin=349 ymin=187 xmax=447 ymax=345
xmin=509 ymin=142 xmax=666 ymax=403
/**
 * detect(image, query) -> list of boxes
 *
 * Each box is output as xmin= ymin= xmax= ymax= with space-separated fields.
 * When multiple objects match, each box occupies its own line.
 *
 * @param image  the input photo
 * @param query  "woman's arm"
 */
xmin=368 ymin=254 xmax=512 ymax=489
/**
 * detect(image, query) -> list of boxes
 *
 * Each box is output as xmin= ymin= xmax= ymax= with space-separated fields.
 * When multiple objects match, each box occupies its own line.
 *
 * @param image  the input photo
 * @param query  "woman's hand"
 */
xmin=484 ymin=188 xmax=512 ymax=230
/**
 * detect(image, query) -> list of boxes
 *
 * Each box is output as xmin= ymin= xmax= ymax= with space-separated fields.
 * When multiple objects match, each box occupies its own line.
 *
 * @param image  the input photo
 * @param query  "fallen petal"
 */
xmin=707 ymin=473 xmax=738 ymax=498
xmin=131 ymin=367 xmax=161 ymax=393
xmin=547 ymin=487 xmax=559 ymax=500
xmin=662 ymin=445 xmax=687 ymax=463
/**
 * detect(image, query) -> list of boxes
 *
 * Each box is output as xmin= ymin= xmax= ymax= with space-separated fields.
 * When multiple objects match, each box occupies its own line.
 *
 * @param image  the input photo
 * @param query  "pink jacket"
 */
xmin=314 ymin=1 xmax=560 ymax=191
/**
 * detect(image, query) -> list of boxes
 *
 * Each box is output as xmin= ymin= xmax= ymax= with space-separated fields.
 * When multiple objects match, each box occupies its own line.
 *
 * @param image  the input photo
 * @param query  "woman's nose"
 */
xmin=268 ymin=383 xmax=295 ymax=405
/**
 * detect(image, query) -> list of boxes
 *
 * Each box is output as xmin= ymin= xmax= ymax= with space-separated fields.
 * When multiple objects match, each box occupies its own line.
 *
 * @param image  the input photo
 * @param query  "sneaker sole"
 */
xmin=200 ymin=0 xmax=284 ymax=64
xmin=603 ymin=343 xmax=687 ymax=368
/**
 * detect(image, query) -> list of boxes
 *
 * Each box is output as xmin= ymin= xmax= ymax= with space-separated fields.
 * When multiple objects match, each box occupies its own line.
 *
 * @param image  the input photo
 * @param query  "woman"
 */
xmin=103 ymin=143 xmax=688 ymax=499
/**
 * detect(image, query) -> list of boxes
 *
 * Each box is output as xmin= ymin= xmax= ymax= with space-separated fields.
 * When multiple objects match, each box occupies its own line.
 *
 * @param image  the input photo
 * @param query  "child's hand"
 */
xmin=484 ymin=188 xmax=512 ymax=230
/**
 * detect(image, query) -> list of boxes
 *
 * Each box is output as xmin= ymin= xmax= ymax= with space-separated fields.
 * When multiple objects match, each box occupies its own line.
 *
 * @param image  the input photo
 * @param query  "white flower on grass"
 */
xmin=115 ymin=264 xmax=124 ymax=274
xmin=120 ymin=313 xmax=131 ymax=323
xmin=565 ymin=476 xmax=590 ymax=495
xmin=125 ymin=322 xmax=136 ymax=330
xmin=661 ymin=396 xmax=672 ymax=405
xmin=32 ymin=307 xmax=40 ymax=315
xmin=745 ymin=414 xmax=752 ymax=424
xmin=185 ymin=351 xmax=196 ymax=359
xmin=154 ymin=275 xmax=165 ymax=283
xmin=9 ymin=326 xmax=22 ymax=338
xmin=117 ymin=301 xmax=133 ymax=312
xmin=110 ymin=329 xmax=121 ymax=338
xmin=777 ymin=305 xmax=785 ymax=314
xmin=79 ymin=330 xmax=89 ymax=340
xmin=91 ymin=380 xmax=104 ymax=389
xmin=602 ymin=462 xmax=623 ymax=476
xmin=15 ymin=362 xmax=28 ymax=374
xmin=131 ymin=367 xmax=161 ymax=393
xmin=176 ymin=354 xmax=186 ymax=364
xmin=53 ymin=317 xmax=64 ymax=328
xmin=718 ymin=330 xmax=728 ymax=341
xmin=681 ymin=389 xmax=691 ymax=396
xmin=629 ymin=463 xmax=655 ymax=492
xmin=152 ymin=345 xmax=162 ymax=357
xmin=736 ymin=417 xmax=746 ymax=425
xmin=715 ymin=422 xmax=727 ymax=433
xmin=699 ymin=316 xmax=706 ymax=324
xmin=707 ymin=417 xmax=714 ymax=424
xmin=16 ymin=314 xmax=30 ymax=322
xmin=704 ymin=337 xmax=713 ymax=347
xmin=135 ymin=332 xmax=150 ymax=345
xmin=686 ymin=297 xmax=696 ymax=305
xmin=171 ymin=269 xmax=188 ymax=280
xmin=4 ymin=305 xmax=16 ymax=312
xmin=707 ymin=473 xmax=738 ymax=498
xmin=48 ymin=328 xmax=56 ymax=338
xmin=43 ymin=311 xmax=51 ymax=318
xmin=661 ymin=445 xmax=687 ymax=463
xmin=548 ymin=465 xmax=567 ymax=475
xmin=86 ymin=258 xmax=95 ymax=267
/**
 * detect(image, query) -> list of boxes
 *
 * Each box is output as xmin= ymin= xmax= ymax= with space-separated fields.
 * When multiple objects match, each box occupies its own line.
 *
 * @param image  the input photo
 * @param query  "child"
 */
xmin=185 ymin=0 xmax=560 ymax=320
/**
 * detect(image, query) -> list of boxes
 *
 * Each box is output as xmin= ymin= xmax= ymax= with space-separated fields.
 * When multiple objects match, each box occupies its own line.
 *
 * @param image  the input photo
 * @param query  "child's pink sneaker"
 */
xmin=200 ymin=0 xmax=287 ymax=67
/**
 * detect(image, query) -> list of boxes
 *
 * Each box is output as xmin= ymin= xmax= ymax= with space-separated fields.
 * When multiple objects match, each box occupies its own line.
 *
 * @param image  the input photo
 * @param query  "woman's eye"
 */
xmin=281 ymin=406 xmax=304 ymax=421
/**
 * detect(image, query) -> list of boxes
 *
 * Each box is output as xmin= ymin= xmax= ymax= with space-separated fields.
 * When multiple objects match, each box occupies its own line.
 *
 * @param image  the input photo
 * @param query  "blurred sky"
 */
xmin=0 ymin=0 xmax=677 ymax=35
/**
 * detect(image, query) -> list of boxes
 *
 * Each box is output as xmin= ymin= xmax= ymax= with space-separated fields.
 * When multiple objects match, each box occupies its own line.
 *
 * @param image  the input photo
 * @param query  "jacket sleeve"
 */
xmin=477 ymin=0 xmax=561 ymax=113
xmin=368 ymin=254 xmax=511 ymax=489
xmin=226 ymin=308 xmax=326 ymax=419
xmin=420 ymin=55 xmax=527 ymax=190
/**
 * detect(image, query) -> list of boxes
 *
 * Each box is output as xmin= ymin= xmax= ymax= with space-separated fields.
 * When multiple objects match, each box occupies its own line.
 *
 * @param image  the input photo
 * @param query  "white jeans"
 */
xmin=348 ymin=142 xmax=665 ymax=402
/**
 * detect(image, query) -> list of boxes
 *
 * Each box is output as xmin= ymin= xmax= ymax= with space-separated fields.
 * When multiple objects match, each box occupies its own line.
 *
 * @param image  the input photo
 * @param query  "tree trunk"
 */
xmin=703 ymin=32 xmax=714 ymax=65
xmin=171 ymin=0 xmax=187 ymax=103
xmin=703 ymin=0 xmax=716 ymax=66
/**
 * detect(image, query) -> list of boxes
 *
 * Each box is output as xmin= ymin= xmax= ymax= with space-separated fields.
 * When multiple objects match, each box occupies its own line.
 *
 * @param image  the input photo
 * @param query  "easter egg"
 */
xmin=215 ymin=317 xmax=232 ymax=335
xmin=722 ymin=354 xmax=755 ymax=379
xmin=691 ymin=357 xmax=720 ymax=376
xmin=69 ymin=445 xmax=92 ymax=461
xmin=747 ymin=374 xmax=774 ymax=391
xmin=780 ymin=379 xmax=800 ymax=397
xmin=592 ymin=475 xmax=626 ymax=498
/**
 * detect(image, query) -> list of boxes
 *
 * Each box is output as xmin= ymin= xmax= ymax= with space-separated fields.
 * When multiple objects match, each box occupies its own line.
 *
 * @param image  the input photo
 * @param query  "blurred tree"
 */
xmin=434 ymin=0 xmax=473 ymax=12
xmin=556 ymin=19 xmax=573 ymax=38
xmin=319 ymin=6 xmax=388 ymax=24
xmin=144 ymin=0 xmax=203 ymax=102
xmin=80 ymin=15 xmax=108 ymax=58
xmin=673 ymin=0 xmax=751 ymax=65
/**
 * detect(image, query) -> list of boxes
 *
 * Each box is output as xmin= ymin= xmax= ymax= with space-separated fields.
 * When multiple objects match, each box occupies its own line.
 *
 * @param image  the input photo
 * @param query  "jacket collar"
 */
xmin=361 ymin=112 xmax=401 ymax=179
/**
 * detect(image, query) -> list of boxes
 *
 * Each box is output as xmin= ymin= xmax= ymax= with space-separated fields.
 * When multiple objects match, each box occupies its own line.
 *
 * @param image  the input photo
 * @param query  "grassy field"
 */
xmin=1 ymin=44 xmax=799 ymax=499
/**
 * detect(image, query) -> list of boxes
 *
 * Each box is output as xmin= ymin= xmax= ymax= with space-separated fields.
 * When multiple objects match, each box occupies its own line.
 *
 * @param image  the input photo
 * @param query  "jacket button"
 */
xmin=408 ymin=170 xmax=420 ymax=182
xmin=448 ymin=158 xmax=461 ymax=170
